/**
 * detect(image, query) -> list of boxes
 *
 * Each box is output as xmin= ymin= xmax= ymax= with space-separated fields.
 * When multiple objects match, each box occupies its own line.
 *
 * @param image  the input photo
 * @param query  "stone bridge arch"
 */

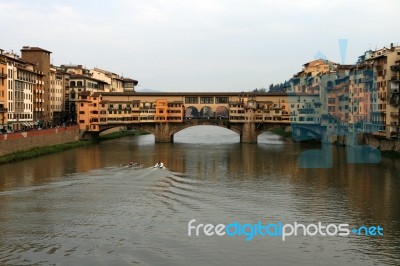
xmin=199 ymin=106 xmax=213 ymax=118
xmin=291 ymin=124 xmax=323 ymax=141
xmin=215 ymin=106 xmax=229 ymax=118
xmin=185 ymin=106 xmax=200 ymax=118
xmin=81 ymin=121 xmax=291 ymax=144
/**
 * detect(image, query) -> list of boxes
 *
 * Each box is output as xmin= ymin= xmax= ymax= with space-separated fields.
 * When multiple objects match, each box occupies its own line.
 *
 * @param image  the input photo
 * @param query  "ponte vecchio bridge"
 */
xmin=77 ymin=92 xmax=321 ymax=143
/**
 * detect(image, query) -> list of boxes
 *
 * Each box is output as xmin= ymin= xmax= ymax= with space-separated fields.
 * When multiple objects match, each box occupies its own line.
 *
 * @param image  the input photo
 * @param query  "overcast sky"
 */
xmin=1 ymin=0 xmax=399 ymax=91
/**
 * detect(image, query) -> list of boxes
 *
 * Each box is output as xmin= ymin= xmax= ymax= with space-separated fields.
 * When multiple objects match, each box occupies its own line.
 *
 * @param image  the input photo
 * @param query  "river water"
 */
xmin=0 ymin=126 xmax=399 ymax=265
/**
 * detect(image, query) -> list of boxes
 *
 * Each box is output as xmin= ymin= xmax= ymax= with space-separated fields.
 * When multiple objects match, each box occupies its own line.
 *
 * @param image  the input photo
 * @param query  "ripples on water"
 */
xmin=0 ymin=127 xmax=399 ymax=265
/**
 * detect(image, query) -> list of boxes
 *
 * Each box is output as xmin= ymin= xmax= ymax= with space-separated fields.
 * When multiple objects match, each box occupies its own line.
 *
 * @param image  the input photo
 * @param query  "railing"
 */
xmin=390 ymin=65 xmax=400 ymax=72
xmin=390 ymin=112 xmax=399 ymax=118
xmin=0 ymin=107 xmax=7 ymax=112
xmin=0 ymin=73 xmax=7 ymax=79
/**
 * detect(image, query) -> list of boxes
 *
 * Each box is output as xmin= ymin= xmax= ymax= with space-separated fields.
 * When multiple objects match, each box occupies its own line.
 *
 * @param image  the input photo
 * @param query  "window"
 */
xmin=185 ymin=97 xmax=198 ymax=104
xmin=215 ymin=97 xmax=228 ymax=104
xmin=200 ymin=97 xmax=214 ymax=104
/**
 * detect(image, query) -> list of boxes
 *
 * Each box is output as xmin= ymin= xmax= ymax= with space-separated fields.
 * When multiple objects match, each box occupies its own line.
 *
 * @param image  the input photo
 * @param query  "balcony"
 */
xmin=0 ymin=107 xmax=7 ymax=113
xmin=0 ymin=73 xmax=7 ymax=79
xmin=390 ymin=112 xmax=399 ymax=118
xmin=390 ymin=65 xmax=400 ymax=72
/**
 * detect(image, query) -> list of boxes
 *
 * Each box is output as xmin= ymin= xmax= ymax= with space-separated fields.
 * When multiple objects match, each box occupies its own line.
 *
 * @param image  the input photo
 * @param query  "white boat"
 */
xmin=154 ymin=162 xmax=165 ymax=169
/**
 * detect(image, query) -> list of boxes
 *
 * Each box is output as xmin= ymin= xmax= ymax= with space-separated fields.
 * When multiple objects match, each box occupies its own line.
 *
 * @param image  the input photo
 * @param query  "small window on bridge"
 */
xmin=216 ymin=97 xmax=228 ymax=104
xmin=185 ymin=97 xmax=198 ymax=104
xmin=200 ymin=97 xmax=214 ymax=104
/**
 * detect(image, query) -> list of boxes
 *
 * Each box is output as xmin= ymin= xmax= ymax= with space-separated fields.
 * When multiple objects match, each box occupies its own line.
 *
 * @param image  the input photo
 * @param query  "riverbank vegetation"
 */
xmin=99 ymin=130 xmax=149 ymax=141
xmin=0 ymin=130 xmax=149 ymax=165
xmin=0 ymin=141 xmax=92 ymax=164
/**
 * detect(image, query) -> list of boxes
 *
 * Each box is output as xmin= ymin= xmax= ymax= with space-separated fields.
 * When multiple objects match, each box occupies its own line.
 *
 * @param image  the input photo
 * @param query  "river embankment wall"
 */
xmin=0 ymin=126 xmax=80 ymax=156
xmin=327 ymin=133 xmax=400 ymax=152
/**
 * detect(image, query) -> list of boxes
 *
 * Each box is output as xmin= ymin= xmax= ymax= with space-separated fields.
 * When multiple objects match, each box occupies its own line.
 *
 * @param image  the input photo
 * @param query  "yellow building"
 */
xmin=167 ymin=101 xmax=184 ymax=122
xmin=2 ymin=51 xmax=44 ymax=131
xmin=49 ymin=67 xmax=66 ymax=125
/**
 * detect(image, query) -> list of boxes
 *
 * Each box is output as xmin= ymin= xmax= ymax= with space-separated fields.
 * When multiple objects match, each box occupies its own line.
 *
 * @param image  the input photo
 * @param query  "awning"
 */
xmin=21 ymin=122 xmax=35 ymax=127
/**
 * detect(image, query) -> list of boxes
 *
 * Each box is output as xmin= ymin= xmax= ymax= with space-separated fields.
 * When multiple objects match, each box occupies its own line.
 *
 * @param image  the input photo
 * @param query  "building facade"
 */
xmin=0 ymin=50 xmax=8 ymax=130
xmin=20 ymin=46 xmax=52 ymax=126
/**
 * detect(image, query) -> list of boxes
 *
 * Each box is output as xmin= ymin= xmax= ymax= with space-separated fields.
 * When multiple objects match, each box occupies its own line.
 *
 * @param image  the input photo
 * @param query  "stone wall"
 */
xmin=364 ymin=135 xmax=400 ymax=152
xmin=326 ymin=133 xmax=400 ymax=152
xmin=0 ymin=126 xmax=80 ymax=156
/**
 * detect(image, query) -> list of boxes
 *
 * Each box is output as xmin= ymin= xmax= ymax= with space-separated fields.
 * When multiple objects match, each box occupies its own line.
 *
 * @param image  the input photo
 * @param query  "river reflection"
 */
xmin=0 ymin=126 xmax=399 ymax=265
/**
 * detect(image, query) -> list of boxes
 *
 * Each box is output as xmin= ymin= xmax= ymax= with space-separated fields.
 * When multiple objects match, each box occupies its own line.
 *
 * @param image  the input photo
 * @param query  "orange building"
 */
xmin=155 ymin=99 xmax=168 ymax=121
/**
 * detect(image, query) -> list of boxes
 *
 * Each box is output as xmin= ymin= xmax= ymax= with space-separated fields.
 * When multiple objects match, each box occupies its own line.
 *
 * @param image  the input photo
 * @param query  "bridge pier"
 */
xmin=240 ymin=122 xmax=257 ymax=143
xmin=80 ymin=130 xmax=100 ymax=143
xmin=154 ymin=123 xmax=174 ymax=143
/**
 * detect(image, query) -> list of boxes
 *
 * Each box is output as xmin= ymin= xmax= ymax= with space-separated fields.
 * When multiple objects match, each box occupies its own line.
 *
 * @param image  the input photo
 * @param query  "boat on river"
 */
xmin=154 ymin=162 xmax=165 ymax=169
